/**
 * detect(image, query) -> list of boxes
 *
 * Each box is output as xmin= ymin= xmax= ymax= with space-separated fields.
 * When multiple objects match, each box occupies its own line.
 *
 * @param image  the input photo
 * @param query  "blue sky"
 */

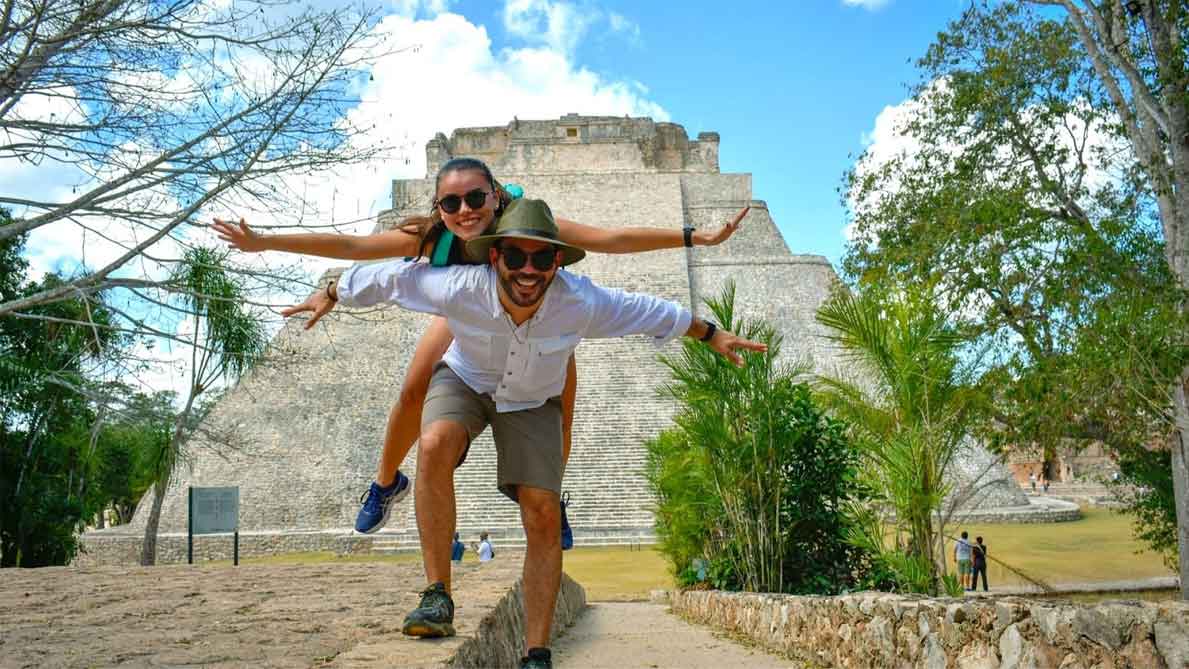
xmin=424 ymin=0 xmax=967 ymax=266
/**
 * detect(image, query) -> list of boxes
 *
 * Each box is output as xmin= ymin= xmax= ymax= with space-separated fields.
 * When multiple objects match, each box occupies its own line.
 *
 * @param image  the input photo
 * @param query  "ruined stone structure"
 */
xmin=79 ymin=115 xmax=1029 ymax=564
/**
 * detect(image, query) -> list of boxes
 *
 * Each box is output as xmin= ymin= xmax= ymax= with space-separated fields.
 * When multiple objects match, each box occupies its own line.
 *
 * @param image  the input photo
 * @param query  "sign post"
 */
xmin=187 ymin=486 xmax=240 ymax=565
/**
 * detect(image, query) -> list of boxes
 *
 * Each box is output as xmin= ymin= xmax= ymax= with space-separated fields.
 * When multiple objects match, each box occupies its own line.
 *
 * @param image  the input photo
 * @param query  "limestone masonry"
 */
xmin=79 ymin=115 xmax=1024 ymax=564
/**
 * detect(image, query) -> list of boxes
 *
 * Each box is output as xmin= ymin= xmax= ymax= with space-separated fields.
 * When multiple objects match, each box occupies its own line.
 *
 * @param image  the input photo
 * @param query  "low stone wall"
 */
xmin=75 ymin=528 xmax=374 ymax=565
xmin=947 ymin=507 xmax=1082 ymax=524
xmin=451 ymin=573 xmax=586 ymax=668
xmin=673 ymin=589 xmax=1189 ymax=668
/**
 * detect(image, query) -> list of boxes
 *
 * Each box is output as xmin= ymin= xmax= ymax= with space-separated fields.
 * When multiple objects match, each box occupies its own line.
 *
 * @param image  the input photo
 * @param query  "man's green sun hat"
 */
xmin=465 ymin=198 xmax=586 ymax=267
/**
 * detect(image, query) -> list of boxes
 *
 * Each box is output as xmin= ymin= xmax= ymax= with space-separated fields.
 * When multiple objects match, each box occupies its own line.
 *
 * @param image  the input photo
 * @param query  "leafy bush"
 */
xmin=646 ymin=283 xmax=871 ymax=595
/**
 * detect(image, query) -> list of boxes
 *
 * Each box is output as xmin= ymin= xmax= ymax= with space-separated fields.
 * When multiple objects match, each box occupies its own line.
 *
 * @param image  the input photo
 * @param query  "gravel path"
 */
xmin=552 ymin=602 xmax=800 ymax=668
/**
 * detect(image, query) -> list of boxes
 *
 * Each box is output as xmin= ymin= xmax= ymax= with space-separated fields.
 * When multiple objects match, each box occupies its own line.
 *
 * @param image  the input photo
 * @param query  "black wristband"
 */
xmin=326 ymin=280 xmax=338 ymax=302
xmin=683 ymin=226 xmax=694 ymax=247
xmin=699 ymin=320 xmax=716 ymax=342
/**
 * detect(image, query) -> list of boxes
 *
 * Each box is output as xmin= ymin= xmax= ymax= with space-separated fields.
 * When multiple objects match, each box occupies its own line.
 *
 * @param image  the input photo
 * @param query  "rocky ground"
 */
xmin=0 ymin=560 xmax=525 ymax=668
xmin=0 ymin=560 xmax=790 ymax=669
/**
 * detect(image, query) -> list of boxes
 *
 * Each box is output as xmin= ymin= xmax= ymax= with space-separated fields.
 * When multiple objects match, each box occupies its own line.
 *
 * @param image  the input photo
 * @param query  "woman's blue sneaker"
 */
xmin=560 ymin=491 xmax=573 ymax=550
xmin=354 ymin=472 xmax=410 ymax=534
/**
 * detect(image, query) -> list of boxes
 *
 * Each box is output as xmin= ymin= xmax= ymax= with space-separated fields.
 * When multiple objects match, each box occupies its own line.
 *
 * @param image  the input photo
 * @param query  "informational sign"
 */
xmin=190 ymin=486 xmax=238 ymax=534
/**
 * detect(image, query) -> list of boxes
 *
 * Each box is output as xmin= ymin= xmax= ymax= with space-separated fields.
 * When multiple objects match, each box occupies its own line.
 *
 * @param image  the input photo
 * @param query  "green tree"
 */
xmin=139 ymin=247 xmax=266 ymax=565
xmin=843 ymin=0 xmax=1188 ymax=591
xmin=1022 ymin=0 xmax=1189 ymax=604
xmin=815 ymin=286 xmax=979 ymax=595
xmin=92 ymin=390 xmax=175 ymax=527
xmin=646 ymin=284 xmax=869 ymax=595
xmin=0 ymin=212 xmax=125 ymax=566
xmin=0 ymin=0 xmax=388 ymax=316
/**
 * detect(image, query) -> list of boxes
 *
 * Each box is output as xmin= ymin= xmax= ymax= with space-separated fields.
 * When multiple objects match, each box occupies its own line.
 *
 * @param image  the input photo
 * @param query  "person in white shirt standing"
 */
xmin=475 ymin=532 xmax=494 ymax=562
xmin=286 ymin=198 xmax=766 ymax=669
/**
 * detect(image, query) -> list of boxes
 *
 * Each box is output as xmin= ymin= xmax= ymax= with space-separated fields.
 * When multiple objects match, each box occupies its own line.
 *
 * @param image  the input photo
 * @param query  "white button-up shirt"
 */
xmin=336 ymin=259 xmax=692 ymax=412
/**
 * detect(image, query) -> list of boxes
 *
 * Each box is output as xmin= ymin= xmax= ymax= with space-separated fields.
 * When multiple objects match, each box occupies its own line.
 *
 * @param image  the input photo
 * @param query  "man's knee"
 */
xmin=519 ymin=488 xmax=561 ymax=537
xmin=418 ymin=422 xmax=467 ymax=470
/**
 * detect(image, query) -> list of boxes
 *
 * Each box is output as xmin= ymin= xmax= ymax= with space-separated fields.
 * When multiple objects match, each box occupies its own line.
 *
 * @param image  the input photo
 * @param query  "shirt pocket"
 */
xmin=524 ymin=334 xmax=579 ymax=390
xmin=454 ymin=333 xmax=494 ymax=369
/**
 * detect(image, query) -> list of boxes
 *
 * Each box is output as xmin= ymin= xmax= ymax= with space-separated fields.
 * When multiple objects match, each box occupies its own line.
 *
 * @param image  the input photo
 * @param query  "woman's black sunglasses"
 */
xmin=435 ymin=188 xmax=491 ymax=214
xmin=499 ymin=245 xmax=558 ymax=271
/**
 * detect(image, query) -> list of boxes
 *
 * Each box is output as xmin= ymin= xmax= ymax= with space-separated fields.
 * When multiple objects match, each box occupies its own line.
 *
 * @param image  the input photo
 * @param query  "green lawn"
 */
xmin=203 ymin=508 xmax=1172 ymax=598
xmin=561 ymin=545 xmax=674 ymax=601
xmin=947 ymin=507 xmax=1174 ymax=589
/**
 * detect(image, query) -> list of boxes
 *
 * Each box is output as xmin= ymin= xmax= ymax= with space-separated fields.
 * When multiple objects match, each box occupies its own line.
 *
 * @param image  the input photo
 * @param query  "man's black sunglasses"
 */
xmin=499 ymin=244 xmax=558 ymax=271
xmin=435 ymin=188 xmax=491 ymax=214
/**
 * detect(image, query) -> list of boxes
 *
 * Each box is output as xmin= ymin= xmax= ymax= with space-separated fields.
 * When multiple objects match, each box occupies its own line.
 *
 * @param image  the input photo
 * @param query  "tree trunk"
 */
xmin=138 ymin=475 xmax=170 ymax=566
xmin=1172 ymin=371 xmax=1189 ymax=600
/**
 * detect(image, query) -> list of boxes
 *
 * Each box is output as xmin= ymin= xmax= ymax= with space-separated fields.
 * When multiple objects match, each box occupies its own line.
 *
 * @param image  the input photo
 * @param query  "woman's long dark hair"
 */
xmin=398 ymin=157 xmax=511 ymax=259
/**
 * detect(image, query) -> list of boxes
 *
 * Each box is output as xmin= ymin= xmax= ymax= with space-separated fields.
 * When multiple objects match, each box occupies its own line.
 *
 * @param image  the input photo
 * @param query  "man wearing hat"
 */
xmin=290 ymin=198 xmax=766 ymax=669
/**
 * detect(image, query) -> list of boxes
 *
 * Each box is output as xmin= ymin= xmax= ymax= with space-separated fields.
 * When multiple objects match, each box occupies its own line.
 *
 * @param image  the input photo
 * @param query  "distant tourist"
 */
xmin=474 ymin=532 xmax=494 ymax=563
xmin=1042 ymin=477 xmax=1050 ymax=493
xmin=971 ymin=536 xmax=989 ymax=592
xmin=954 ymin=530 xmax=973 ymax=590
xmin=451 ymin=532 xmax=466 ymax=563
xmin=1029 ymin=472 xmax=1037 ymax=492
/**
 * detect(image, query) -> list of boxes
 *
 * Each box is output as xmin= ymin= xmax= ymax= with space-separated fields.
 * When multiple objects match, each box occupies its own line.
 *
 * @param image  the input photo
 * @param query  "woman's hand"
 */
xmin=694 ymin=206 xmax=750 ymax=247
xmin=280 ymin=286 xmax=337 ymax=330
xmin=213 ymin=217 xmax=268 ymax=253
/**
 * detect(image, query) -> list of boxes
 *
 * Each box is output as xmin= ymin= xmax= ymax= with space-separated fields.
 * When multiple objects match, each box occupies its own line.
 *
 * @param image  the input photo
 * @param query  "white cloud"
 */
xmin=607 ymin=12 xmax=641 ymax=43
xmin=503 ymin=0 xmax=598 ymax=54
xmin=842 ymin=0 xmax=891 ymax=9
xmin=502 ymin=0 xmax=643 ymax=53
xmin=389 ymin=0 xmax=453 ymax=16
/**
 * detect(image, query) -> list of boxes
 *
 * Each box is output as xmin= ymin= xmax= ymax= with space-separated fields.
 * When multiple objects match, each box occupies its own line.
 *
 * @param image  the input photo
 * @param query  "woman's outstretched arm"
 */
xmin=555 ymin=206 xmax=749 ymax=254
xmin=213 ymin=218 xmax=422 ymax=260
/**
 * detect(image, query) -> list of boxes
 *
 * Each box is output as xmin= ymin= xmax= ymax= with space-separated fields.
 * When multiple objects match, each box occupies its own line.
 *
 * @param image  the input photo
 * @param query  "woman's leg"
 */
xmin=357 ymin=317 xmax=456 ymax=533
xmin=376 ymin=316 xmax=455 ymax=485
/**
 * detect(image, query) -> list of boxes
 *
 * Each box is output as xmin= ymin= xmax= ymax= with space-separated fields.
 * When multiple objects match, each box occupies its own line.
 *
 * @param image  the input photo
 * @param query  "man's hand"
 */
xmin=694 ymin=206 xmax=750 ymax=246
xmin=707 ymin=327 xmax=768 ymax=366
xmin=281 ymin=286 xmax=337 ymax=330
xmin=213 ymin=217 xmax=267 ymax=253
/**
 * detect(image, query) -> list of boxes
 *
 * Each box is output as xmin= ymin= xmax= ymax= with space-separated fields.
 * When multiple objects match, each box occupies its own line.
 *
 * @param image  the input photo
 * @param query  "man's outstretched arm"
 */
xmin=281 ymin=260 xmax=472 ymax=329
xmin=579 ymin=279 xmax=768 ymax=365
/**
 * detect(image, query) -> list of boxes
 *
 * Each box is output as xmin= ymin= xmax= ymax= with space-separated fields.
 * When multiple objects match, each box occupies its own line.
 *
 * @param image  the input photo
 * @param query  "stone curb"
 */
xmin=449 ymin=573 xmax=587 ymax=668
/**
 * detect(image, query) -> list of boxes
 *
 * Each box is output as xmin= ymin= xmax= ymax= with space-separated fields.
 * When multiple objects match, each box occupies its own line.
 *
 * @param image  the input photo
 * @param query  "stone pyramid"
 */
xmin=82 ymin=115 xmax=860 ymax=562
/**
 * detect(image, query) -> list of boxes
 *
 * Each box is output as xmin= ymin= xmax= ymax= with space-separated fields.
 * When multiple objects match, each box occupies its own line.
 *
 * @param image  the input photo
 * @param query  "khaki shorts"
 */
xmin=421 ymin=362 xmax=563 ymax=501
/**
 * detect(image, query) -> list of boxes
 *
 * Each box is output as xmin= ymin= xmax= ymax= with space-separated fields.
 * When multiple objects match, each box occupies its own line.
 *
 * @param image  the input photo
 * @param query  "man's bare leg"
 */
xmin=415 ymin=419 xmax=469 ymax=592
xmin=518 ymin=485 xmax=563 ymax=650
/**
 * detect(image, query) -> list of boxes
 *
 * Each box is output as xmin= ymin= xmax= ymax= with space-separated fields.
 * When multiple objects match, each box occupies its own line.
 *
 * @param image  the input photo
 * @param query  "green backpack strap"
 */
xmin=431 ymin=230 xmax=455 ymax=267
